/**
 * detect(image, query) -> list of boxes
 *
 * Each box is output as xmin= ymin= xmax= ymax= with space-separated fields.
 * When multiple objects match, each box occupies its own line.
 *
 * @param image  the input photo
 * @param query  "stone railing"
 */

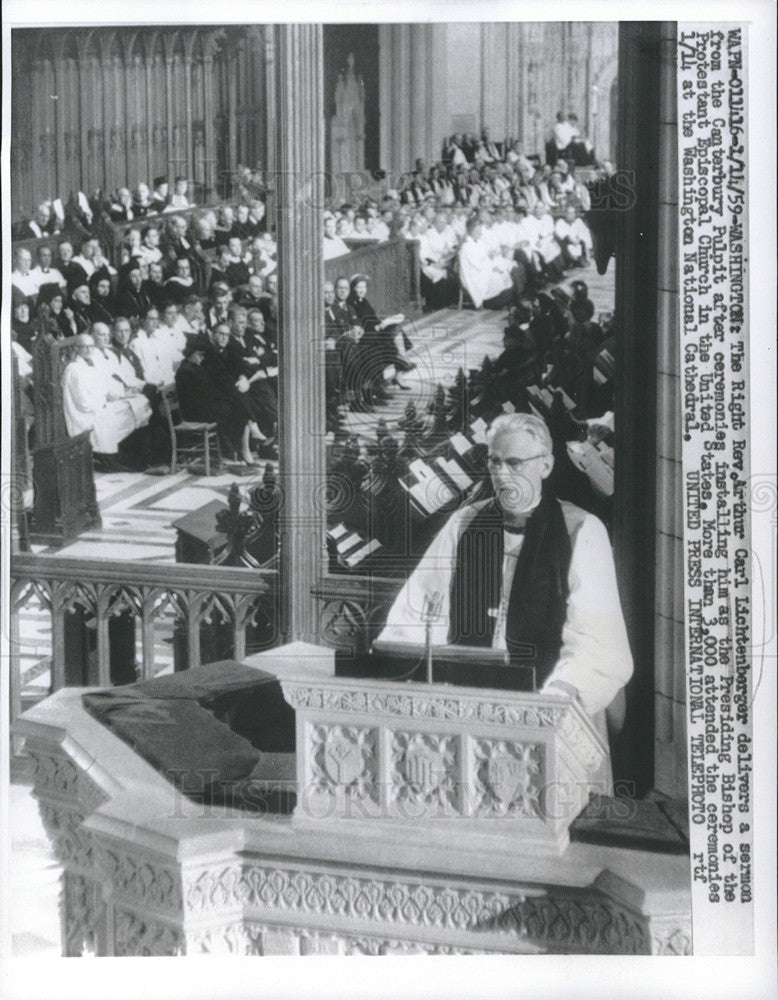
xmin=312 ymin=574 xmax=402 ymax=654
xmin=8 ymin=553 xmax=279 ymax=730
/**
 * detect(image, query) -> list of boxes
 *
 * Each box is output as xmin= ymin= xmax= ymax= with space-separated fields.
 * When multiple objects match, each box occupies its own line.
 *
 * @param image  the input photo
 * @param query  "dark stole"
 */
xmin=448 ymin=491 xmax=572 ymax=685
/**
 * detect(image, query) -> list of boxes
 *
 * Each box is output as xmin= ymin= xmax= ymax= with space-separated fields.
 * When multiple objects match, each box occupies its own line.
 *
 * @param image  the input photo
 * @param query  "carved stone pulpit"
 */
xmin=272 ymin=647 xmax=607 ymax=855
xmin=15 ymin=643 xmax=691 ymax=956
xmin=329 ymin=52 xmax=366 ymax=178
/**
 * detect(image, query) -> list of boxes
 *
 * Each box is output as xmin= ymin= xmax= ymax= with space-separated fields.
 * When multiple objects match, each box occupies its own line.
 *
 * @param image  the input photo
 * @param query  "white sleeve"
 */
xmin=378 ymin=510 xmax=465 ymax=646
xmin=575 ymin=219 xmax=594 ymax=251
xmin=541 ymin=514 xmax=634 ymax=715
xmin=63 ymin=365 xmax=99 ymax=414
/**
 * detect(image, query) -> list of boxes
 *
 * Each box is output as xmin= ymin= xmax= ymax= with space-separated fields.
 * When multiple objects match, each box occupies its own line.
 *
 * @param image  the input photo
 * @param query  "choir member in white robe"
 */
xmin=554 ymin=206 xmax=594 ymax=266
xmin=419 ymin=214 xmax=456 ymax=282
xmin=368 ymin=212 xmax=392 ymax=241
xmin=521 ymin=203 xmax=565 ymax=281
xmin=457 ymin=220 xmax=519 ymax=309
xmin=379 ymin=413 xmax=632 ymax=782
xmin=130 ymin=307 xmax=176 ymax=387
xmin=11 ymin=249 xmax=38 ymax=299
xmin=72 ymin=240 xmax=100 ymax=278
xmin=62 ymin=333 xmax=142 ymax=457
xmin=323 ymin=216 xmax=350 ymax=260
xmin=158 ymin=303 xmax=188 ymax=368
xmin=418 ymin=213 xmax=459 ymax=310
xmin=30 ymin=246 xmax=66 ymax=295
xmin=91 ymin=322 xmax=153 ymax=428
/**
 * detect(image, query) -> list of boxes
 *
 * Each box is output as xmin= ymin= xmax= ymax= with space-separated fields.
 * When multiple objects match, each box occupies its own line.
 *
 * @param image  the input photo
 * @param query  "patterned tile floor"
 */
xmin=9 ymin=262 xmax=614 ymax=956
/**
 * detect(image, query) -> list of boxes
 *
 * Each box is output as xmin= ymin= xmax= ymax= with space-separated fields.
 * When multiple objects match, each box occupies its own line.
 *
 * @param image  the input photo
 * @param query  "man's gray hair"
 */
xmin=487 ymin=413 xmax=552 ymax=454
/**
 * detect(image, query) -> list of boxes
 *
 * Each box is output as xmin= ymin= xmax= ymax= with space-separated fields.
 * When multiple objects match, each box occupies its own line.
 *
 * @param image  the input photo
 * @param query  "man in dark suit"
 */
xmin=66 ymin=280 xmax=94 ymax=334
xmin=55 ymin=241 xmax=89 ymax=292
xmin=175 ymin=333 xmax=253 ymax=464
xmin=15 ymin=201 xmax=61 ymax=240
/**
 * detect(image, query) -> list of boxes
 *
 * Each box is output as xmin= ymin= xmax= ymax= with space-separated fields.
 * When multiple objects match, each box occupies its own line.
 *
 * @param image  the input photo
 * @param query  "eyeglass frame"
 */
xmin=486 ymin=452 xmax=550 ymax=474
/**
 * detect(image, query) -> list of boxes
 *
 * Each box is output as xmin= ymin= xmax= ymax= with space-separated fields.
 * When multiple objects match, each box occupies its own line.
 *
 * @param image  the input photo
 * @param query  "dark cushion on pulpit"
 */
xmin=82 ymin=660 xmax=296 ymax=814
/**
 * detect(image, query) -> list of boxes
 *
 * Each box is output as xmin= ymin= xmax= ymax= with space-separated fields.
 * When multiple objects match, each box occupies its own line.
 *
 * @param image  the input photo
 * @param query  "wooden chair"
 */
xmin=159 ymin=383 xmax=222 ymax=477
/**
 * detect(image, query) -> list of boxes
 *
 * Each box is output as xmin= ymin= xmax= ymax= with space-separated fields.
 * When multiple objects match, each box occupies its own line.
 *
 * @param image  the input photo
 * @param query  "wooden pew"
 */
xmin=29 ymin=333 xmax=101 ymax=546
xmin=324 ymin=237 xmax=422 ymax=319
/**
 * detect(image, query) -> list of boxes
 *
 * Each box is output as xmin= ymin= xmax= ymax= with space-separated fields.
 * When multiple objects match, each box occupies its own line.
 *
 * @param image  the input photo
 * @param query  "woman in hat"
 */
xmin=37 ymin=282 xmax=77 ymax=340
xmin=88 ymin=272 xmax=117 ymax=325
xmin=11 ymin=286 xmax=36 ymax=353
xmin=114 ymin=258 xmax=152 ymax=322
xmin=347 ymin=274 xmax=415 ymax=396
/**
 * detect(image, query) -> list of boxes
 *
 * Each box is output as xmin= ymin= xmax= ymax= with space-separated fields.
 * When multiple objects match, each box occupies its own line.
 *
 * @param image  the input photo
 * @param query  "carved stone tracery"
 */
xmin=310 ymin=724 xmax=377 ymax=801
xmin=473 ymin=739 xmax=542 ymax=818
xmin=390 ymin=730 xmax=458 ymax=812
xmin=283 ymin=682 xmax=566 ymax=728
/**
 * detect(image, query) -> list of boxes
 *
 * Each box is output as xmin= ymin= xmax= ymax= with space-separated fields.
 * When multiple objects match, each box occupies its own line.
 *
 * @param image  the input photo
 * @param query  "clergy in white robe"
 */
xmin=457 ymin=221 xmax=517 ymax=309
xmin=158 ymin=304 xmax=188 ymax=367
xmin=419 ymin=214 xmax=457 ymax=284
xmin=90 ymin=322 xmax=153 ymax=431
xmin=522 ymin=204 xmax=563 ymax=264
xmin=379 ymin=414 xmax=632 ymax=730
xmin=554 ymin=207 xmax=593 ymax=262
xmin=62 ymin=334 xmax=142 ymax=454
xmin=130 ymin=309 xmax=176 ymax=387
xmin=11 ymin=249 xmax=38 ymax=298
xmin=323 ymin=216 xmax=350 ymax=260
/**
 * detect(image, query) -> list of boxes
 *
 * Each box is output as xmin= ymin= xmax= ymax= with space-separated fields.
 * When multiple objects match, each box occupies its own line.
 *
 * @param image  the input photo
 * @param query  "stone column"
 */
xmin=378 ymin=24 xmax=393 ymax=175
xmin=409 ymin=24 xmax=428 ymax=164
xmin=504 ymin=23 xmax=521 ymax=144
xmin=427 ymin=25 xmax=449 ymax=160
xmin=263 ymin=26 xmax=277 ymax=225
xmin=274 ymin=24 xmax=325 ymax=644
xmin=480 ymin=23 xmax=506 ymax=141
xmin=393 ymin=25 xmax=411 ymax=177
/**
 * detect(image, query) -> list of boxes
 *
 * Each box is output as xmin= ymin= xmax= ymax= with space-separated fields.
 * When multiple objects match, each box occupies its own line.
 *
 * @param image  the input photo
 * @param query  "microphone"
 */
xmin=421 ymin=591 xmax=443 ymax=623
xmin=422 ymin=591 xmax=443 ymax=684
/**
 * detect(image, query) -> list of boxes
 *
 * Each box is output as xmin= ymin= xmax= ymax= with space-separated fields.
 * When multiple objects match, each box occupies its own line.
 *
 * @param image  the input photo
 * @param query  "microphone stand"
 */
xmin=421 ymin=591 xmax=441 ymax=685
xmin=426 ymin=616 xmax=433 ymax=685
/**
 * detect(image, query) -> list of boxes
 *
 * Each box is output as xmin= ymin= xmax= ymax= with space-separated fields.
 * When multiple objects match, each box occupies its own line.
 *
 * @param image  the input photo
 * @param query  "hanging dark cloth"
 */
xmin=448 ymin=492 xmax=572 ymax=685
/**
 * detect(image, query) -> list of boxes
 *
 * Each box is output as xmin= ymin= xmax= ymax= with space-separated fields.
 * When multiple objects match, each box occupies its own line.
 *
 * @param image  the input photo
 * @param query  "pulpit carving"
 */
xmin=473 ymin=739 xmax=542 ymax=818
xmin=114 ymin=909 xmax=183 ymax=956
xmin=390 ymin=731 xmax=458 ymax=812
xmin=310 ymin=724 xmax=377 ymax=801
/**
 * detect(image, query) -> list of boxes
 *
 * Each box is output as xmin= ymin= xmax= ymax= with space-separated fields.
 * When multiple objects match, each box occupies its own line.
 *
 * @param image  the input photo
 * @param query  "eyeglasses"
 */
xmin=486 ymin=453 xmax=548 ymax=473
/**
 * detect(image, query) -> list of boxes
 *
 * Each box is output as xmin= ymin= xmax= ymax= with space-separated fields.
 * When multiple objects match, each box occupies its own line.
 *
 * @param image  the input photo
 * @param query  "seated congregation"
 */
xmin=12 ymin=124 xmax=603 ymax=477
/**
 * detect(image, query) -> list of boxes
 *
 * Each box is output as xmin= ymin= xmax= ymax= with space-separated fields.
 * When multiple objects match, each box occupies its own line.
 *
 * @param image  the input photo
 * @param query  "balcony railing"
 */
xmin=8 ymin=553 xmax=280 ymax=729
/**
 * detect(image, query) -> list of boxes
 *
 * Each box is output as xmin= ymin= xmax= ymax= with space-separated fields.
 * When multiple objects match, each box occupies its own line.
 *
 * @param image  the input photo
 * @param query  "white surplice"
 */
xmin=457 ymin=236 xmax=514 ymax=308
xmin=379 ymin=497 xmax=633 ymax=718
xmin=62 ymin=355 xmax=139 ymax=453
